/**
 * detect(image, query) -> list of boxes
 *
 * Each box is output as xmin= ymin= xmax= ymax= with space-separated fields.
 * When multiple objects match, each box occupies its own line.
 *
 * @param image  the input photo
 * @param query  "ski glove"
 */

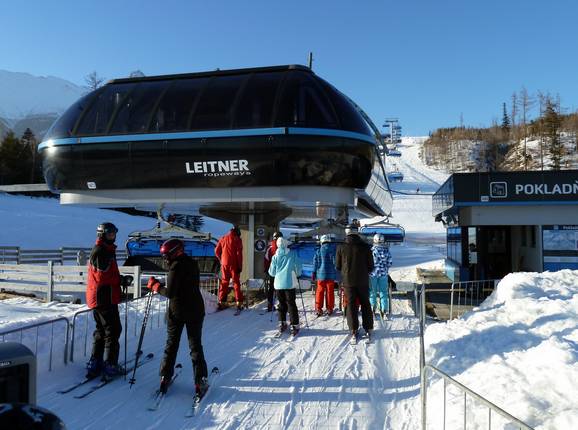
xmin=146 ymin=276 xmax=161 ymax=293
xmin=120 ymin=275 xmax=134 ymax=288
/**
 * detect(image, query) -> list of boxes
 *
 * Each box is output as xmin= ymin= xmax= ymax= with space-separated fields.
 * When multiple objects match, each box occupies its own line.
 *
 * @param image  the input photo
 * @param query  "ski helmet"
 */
xmin=160 ymin=238 xmax=185 ymax=262
xmin=272 ymin=231 xmax=283 ymax=240
xmin=320 ymin=234 xmax=331 ymax=244
xmin=373 ymin=233 xmax=385 ymax=244
xmin=96 ymin=222 xmax=118 ymax=238
xmin=0 ymin=403 xmax=67 ymax=430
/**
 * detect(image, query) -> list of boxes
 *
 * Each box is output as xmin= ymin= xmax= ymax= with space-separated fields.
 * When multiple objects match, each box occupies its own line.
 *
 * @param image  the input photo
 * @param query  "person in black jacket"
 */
xmin=335 ymin=224 xmax=374 ymax=340
xmin=147 ymin=239 xmax=208 ymax=396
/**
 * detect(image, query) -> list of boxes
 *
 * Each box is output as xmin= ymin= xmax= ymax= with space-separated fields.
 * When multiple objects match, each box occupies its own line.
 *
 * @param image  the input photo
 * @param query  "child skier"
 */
xmin=370 ymin=234 xmax=393 ymax=319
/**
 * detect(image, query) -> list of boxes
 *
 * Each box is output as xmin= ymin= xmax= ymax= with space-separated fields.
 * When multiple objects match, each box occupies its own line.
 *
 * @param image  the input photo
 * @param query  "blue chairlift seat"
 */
xmin=359 ymin=225 xmax=405 ymax=243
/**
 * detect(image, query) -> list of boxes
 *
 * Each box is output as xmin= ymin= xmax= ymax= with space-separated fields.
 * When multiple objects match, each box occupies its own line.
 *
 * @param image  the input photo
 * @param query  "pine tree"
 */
xmin=21 ymin=128 xmax=41 ymax=183
xmin=501 ymin=102 xmax=511 ymax=138
xmin=0 ymin=132 xmax=32 ymax=185
xmin=543 ymin=98 xmax=563 ymax=170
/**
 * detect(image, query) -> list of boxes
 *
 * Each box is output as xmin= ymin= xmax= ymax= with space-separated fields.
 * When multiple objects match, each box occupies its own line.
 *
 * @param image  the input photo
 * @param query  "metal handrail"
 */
xmin=0 ymin=317 xmax=70 ymax=371
xmin=450 ymin=279 xmax=500 ymax=320
xmin=69 ymin=294 xmax=169 ymax=362
xmin=423 ymin=364 xmax=534 ymax=430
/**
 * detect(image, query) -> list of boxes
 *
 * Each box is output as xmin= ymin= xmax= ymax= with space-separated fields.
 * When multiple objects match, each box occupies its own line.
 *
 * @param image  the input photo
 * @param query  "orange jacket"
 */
xmin=215 ymin=229 xmax=243 ymax=270
xmin=86 ymin=239 xmax=121 ymax=309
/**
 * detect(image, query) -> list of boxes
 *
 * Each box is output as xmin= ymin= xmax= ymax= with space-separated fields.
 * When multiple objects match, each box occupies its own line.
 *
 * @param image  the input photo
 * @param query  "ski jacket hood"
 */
xmin=268 ymin=239 xmax=302 ymax=290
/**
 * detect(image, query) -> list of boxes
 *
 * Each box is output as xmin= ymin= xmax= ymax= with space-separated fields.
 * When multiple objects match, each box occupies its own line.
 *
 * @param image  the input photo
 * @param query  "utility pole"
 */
xmin=308 ymin=52 xmax=314 ymax=69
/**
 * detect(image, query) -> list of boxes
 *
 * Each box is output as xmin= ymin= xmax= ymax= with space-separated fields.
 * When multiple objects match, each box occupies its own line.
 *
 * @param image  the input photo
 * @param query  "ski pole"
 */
xmin=129 ymin=289 xmax=154 ymax=388
xmin=123 ymin=282 xmax=128 ymax=379
xmin=296 ymin=274 xmax=309 ymax=329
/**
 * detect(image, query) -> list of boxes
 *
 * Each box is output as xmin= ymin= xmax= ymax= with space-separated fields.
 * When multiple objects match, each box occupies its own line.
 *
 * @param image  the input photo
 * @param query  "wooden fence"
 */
xmin=0 ymin=263 xmax=141 ymax=301
xmin=0 ymin=246 xmax=127 ymax=265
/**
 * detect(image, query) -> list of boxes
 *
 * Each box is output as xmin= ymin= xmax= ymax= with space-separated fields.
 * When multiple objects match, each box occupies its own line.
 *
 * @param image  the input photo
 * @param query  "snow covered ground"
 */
xmin=1 ymin=137 xmax=576 ymax=429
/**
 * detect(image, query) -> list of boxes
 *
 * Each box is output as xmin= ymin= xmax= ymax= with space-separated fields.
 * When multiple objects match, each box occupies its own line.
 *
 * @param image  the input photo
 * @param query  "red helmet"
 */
xmin=160 ymin=239 xmax=185 ymax=261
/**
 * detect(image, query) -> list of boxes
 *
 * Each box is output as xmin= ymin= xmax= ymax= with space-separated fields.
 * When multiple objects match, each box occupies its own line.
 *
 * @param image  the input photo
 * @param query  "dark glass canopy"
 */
xmin=46 ymin=65 xmax=373 ymax=140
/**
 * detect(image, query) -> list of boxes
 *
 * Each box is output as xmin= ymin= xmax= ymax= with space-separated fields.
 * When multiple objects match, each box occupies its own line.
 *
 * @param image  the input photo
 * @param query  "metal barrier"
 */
xmin=449 ymin=279 xmax=500 ymax=320
xmin=417 ymin=283 xmax=534 ymax=429
xmin=0 ymin=317 xmax=70 ymax=371
xmin=69 ymin=294 xmax=168 ymax=363
xmin=422 ymin=365 xmax=534 ymax=430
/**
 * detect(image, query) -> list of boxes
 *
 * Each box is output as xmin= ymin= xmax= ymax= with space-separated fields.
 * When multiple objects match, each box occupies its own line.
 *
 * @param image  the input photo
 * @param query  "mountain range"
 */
xmin=0 ymin=69 xmax=85 ymax=139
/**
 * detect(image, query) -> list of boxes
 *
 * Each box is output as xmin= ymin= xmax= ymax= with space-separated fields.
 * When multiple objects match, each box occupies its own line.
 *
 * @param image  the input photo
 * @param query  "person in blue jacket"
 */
xmin=312 ymin=235 xmax=338 ymax=316
xmin=268 ymin=237 xmax=302 ymax=336
xmin=370 ymin=233 xmax=393 ymax=318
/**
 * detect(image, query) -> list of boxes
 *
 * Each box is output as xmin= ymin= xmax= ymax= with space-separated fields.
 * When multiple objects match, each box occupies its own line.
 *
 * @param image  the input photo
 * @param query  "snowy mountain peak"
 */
xmin=0 ymin=69 xmax=85 ymax=120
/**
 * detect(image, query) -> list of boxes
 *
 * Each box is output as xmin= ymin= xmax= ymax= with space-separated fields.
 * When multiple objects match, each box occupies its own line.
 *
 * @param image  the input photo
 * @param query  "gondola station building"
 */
xmin=433 ymin=170 xmax=578 ymax=282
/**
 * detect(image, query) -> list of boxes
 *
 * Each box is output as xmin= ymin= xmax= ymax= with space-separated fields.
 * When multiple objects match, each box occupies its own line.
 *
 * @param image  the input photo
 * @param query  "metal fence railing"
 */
xmin=69 ymin=294 xmax=169 ymax=363
xmin=0 ymin=317 xmax=70 ymax=371
xmin=449 ymin=279 xmax=500 ymax=320
xmin=422 ymin=365 xmax=534 ymax=430
xmin=415 ymin=282 xmax=534 ymax=429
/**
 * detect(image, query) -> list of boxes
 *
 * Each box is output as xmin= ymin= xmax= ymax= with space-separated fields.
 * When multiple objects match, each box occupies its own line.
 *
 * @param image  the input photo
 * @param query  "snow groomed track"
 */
xmin=39 ymin=296 xmax=420 ymax=429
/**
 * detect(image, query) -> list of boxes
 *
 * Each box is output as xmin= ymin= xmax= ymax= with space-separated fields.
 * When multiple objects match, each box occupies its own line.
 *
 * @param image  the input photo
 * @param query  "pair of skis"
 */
xmin=147 ymin=365 xmax=220 ymax=417
xmin=58 ymin=353 xmax=155 ymax=398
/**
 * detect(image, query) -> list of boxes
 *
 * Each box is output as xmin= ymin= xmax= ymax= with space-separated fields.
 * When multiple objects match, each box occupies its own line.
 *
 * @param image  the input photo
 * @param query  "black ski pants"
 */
xmin=276 ymin=289 xmax=299 ymax=326
xmin=344 ymin=286 xmax=373 ymax=333
xmin=160 ymin=310 xmax=208 ymax=385
xmin=91 ymin=305 xmax=122 ymax=365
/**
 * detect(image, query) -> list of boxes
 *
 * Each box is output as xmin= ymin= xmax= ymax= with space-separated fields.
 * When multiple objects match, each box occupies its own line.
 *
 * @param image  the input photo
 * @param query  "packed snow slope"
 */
xmin=36 ymin=299 xmax=420 ymax=430
xmin=0 ymin=193 xmax=230 ymax=248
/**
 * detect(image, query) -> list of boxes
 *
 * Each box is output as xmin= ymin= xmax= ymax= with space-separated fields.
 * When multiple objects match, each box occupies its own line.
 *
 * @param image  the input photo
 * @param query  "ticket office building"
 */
xmin=433 ymin=170 xmax=578 ymax=282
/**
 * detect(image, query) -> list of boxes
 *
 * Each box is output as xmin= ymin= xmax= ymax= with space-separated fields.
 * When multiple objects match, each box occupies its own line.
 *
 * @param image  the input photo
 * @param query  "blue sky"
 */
xmin=2 ymin=0 xmax=577 ymax=135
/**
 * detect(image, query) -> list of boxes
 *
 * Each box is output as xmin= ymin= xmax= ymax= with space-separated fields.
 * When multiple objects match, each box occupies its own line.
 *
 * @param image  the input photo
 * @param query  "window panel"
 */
xmin=233 ymin=73 xmax=281 ymax=128
xmin=109 ymin=82 xmax=166 ymax=134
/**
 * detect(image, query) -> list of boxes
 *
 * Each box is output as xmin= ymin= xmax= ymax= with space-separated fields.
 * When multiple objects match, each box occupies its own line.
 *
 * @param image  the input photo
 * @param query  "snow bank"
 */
xmin=425 ymin=270 xmax=578 ymax=429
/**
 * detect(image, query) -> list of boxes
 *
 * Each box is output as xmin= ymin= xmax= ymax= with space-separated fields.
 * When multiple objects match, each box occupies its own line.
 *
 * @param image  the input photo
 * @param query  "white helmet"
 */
xmin=373 ymin=233 xmax=385 ymax=244
xmin=320 ymin=234 xmax=331 ymax=244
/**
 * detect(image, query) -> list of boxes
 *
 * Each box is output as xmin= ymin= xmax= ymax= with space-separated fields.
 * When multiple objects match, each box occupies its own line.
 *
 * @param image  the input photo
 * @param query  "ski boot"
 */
xmin=290 ymin=324 xmax=300 ymax=337
xmin=195 ymin=377 xmax=209 ymax=400
xmin=316 ymin=310 xmax=324 ymax=317
xmin=102 ymin=362 xmax=125 ymax=380
xmin=85 ymin=356 xmax=103 ymax=379
xmin=159 ymin=376 xmax=171 ymax=394
xmin=216 ymin=302 xmax=227 ymax=311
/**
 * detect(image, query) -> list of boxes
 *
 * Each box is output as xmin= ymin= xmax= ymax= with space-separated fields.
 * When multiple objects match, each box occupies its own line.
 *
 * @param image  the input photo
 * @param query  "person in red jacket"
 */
xmin=263 ymin=231 xmax=283 ymax=312
xmin=215 ymin=226 xmax=244 ymax=311
xmin=85 ymin=222 xmax=126 ymax=379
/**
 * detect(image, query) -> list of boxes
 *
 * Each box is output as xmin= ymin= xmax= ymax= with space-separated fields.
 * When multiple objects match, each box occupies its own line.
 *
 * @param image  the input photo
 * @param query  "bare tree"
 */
xmin=516 ymin=87 xmax=536 ymax=170
xmin=84 ymin=71 xmax=105 ymax=91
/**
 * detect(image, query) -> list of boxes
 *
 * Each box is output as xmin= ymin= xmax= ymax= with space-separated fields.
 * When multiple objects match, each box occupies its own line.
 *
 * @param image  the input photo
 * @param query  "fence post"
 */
xmin=47 ymin=261 xmax=54 ymax=302
xmin=133 ymin=265 xmax=141 ymax=298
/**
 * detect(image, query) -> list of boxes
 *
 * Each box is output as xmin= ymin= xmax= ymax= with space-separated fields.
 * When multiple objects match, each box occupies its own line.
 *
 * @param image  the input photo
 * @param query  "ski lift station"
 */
xmin=38 ymin=64 xmax=393 ymax=281
xmin=433 ymin=170 xmax=578 ymax=282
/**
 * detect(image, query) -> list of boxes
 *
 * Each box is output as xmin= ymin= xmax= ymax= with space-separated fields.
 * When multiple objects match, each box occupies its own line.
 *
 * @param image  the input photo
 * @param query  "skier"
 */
xmin=147 ymin=238 xmax=209 ymax=397
xmin=335 ymin=224 xmax=374 ymax=341
xmin=370 ymin=234 xmax=393 ymax=318
xmin=264 ymin=231 xmax=283 ymax=312
xmin=312 ymin=235 xmax=337 ymax=316
xmin=268 ymin=237 xmax=302 ymax=336
xmin=215 ymin=226 xmax=243 ymax=311
xmin=85 ymin=222 xmax=127 ymax=379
